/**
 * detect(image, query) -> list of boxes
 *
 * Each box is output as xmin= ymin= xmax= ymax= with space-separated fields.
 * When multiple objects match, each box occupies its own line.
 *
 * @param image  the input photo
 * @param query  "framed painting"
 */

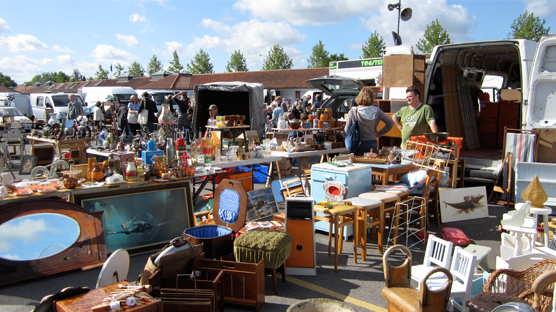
xmin=245 ymin=187 xmax=280 ymax=221
xmin=73 ymin=181 xmax=194 ymax=253
xmin=439 ymin=186 xmax=489 ymax=223
xmin=19 ymin=155 xmax=38 ymax=175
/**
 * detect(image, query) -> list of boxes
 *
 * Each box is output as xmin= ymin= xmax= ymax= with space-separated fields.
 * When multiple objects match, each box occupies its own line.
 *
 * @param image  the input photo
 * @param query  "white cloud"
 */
xmin=234 ymin=0 xmax=383 ymax=26
xmin=116 ymin=34 xmax=140 ymax=47
xmin=57 ymin=55 xmax=75 ymax=65
xmin=91 ymin=44 xmax=135 ymax=61
xmin=129 ymin=13 xmax=147 ymax=23
xmin=0 ymin=18 xmax=9 ymax=33
xmin=0 ymin=55 xmax=55 ymax=83
xmin=525 ymin=0 xmax=556 ymax=19
xmin=0 ymin=34 xmax=48 ymax=52
xmin=52 ymin=45 xmax=73 ymax=53
xmin=165 ymin=41 xmax=184 ymax=54
xmin=188 ymin=19 xmax=306 ymax=69
xmin=361 ymin=0 xmax=473 ymax=49
xmin=350 ymin=43 xmax=362 ymax=51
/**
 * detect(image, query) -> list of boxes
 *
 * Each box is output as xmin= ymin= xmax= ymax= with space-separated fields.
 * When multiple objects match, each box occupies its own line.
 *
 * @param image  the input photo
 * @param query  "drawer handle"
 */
xmin=323 ymin=175 xmax=332 ymax=180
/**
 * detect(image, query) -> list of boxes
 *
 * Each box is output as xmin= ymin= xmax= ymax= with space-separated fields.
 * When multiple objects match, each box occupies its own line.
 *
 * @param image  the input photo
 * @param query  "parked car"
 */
xmin=306 ymin=76 xmax=364 ymax=119
xmin=29 ymin=93 xmax=84 ymax=122
xmin=0 ymin=107 xmax=33 ymax=133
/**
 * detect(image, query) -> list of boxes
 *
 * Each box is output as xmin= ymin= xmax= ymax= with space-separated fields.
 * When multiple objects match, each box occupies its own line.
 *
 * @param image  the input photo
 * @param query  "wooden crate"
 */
xmin=194 ymin=254 xmax=265 ymax=312
xmin=31 ymin=144 xmax=55 ymax=165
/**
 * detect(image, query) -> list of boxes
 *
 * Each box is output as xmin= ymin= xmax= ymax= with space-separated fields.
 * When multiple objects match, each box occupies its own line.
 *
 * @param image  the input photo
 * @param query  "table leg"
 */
xmin=334 ymin=215 xmax=339 ymax=272
xmin=275 ymin=161 xmax=282 ymax=180
xmin=359 ymin=209 xmax=367 ymax=261
xmin=543 ymin=214 xmax=549 ymax=247
xmin=266 ymin=161 xmax=274 ymax=187
xmin=328 ymin=221 xmax=332 ymax=256
xmin=352 ymin=211 xmax=357 ymax=264
xmin=378 ymin=204 xmax=385 ymax=254
xmin=339 ymin=216 xmax=344 ymax=254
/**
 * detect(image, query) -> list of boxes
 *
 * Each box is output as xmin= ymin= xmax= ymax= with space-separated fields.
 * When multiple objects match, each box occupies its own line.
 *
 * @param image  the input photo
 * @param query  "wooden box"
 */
xmin=55 ymin=281 xmax=162 ymax=312
xmin=383 ymin=54 xmax=426 ymax=87
xmin=194 ymin=254 xmax=265 ymax=312
xmin=32 ymin=144 xmax=55 ymax=165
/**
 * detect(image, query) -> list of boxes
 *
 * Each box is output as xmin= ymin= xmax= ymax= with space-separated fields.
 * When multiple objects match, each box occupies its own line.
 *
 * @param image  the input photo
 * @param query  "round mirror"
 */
xmin=0 ymin=213 xmax=81 ymax=261
xmin=65 ymin=119 xmax=74 ymax=128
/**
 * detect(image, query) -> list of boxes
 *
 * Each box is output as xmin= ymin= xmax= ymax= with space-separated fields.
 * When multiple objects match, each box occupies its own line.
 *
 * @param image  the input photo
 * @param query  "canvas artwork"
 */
xmin=439 ymin=186 xmax=489 ymax=223
xmin=78 ymin=186 xmax=191 ymax=253
xmin=245 ymin=187 xmax=280 ymax=221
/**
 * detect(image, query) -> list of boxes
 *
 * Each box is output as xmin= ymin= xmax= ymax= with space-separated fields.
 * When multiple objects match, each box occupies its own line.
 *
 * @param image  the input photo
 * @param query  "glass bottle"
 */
xmin=125 ymin=161 xmax=138 ymax=181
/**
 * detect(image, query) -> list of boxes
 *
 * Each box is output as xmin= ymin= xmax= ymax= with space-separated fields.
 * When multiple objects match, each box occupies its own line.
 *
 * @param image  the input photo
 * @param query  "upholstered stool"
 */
xmin=376 ymin=188 xmax=410 ymax=202
xmin=346 ymin=197 xmax=384 ymax=258
xmin=359 ymin=191 xmax=401 ymax=244
xmin=234 ymin=229 xmax=293 ymax=294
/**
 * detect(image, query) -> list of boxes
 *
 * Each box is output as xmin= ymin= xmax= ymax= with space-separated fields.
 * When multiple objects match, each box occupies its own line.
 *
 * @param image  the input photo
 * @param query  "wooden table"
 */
xmin=28 ymin=136 xmax=90 ymax=164
xmin=370 ymin=162 xmax=416 ymax=185
xmin=272 ymin=147 xmax=348 ymax=177
xmin=314 ymin=203 xmax=357 ymax=272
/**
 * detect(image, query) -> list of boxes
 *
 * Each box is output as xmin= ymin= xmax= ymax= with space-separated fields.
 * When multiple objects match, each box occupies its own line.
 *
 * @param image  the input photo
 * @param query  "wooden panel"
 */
xmin=538 ymin=129 xmax=556 ymax=163
xmin=377 ymin=100 xmax=391 ymax=112
xmin=441 ymin=66 xmax=466 ymax=145
xmin=379 ymin=113 xmax=401 ymax=138
xmin=383 ymin=55 xmax=425 ymax=87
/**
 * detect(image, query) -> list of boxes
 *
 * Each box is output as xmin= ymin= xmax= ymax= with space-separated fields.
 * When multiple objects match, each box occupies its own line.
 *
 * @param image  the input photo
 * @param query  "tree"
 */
xmin=225 ymin=50 xmax=248 ymax=72
xmin=262 ymin=44 xmax=293 ymax=70
xmin=147 ymin=54 xmax=164 ymax=76
xmin=362 ymin=31 xmax=385 ymax=58
xmin=508 ymin=10 xmax=551 ymax=41
xmin=307 ymin=40 xmax=330 ymax=68
xmin=186 ymin=49 xmax=214 ymax=74
xmin=70 ymin=69 xmax=85 ymax=82
xmin=94 ymin=65 xmax=109 ymax=80
xmin=128 ymin=61 xmax=145 ymax=77
xmin=167 ymin=51 xmax=184 ymax=73
xmin=416 ymin=19 xmax=451 ymax=53
xmin=27 ymin=71 xmax=70 ymax=84
xmin=113 ymin=63 xmax=125 ymax=77
xmin=329 ymin=53 xmax=348 ymax=62
xmin=0 ymin=73 xmax=17 ymax=88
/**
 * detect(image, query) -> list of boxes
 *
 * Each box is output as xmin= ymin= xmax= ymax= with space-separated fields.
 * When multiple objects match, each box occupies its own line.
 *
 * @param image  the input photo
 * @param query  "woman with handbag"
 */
xmin=127 ymin=95 xmax=141 ymax=136
xmin=138 ymin=91 xmax=158 ymax=133
xmin=344 ymin=88 xmax=394 ymax=156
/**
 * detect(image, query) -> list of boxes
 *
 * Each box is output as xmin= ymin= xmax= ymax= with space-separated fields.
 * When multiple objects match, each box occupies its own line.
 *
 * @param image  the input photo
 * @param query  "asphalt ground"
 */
xmin=0 ymin=149 xmax=510 ymax=312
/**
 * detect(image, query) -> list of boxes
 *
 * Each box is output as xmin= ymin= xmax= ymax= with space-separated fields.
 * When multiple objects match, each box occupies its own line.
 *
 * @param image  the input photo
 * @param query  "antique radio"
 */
xmin=285 ymin=197 xmax=316 ymax=276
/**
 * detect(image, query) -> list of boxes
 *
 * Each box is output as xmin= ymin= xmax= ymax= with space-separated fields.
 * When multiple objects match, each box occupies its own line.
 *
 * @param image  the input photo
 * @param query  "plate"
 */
xmin=82 ymin=182 xmax=104 ymax=188
xmin=14 ymin=190 xmax=33 ymax=196
xmin=37 ymin=188 xmax=56 ymax=193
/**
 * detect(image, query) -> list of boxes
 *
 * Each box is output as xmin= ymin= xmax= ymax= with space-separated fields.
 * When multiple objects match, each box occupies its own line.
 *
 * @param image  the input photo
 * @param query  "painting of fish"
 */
xmin=439 ymin=186 xmax=488 ymax=223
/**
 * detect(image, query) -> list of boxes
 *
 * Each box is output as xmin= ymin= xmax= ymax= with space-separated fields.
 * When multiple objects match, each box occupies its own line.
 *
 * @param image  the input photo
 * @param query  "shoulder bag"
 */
xmin=345 ymin=108 xmax=361 ymax=153
xmin=137 ymin=100 xmax=149 ymax=125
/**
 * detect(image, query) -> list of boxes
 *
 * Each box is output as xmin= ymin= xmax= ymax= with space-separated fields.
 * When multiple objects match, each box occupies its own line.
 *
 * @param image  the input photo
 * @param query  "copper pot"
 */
xmin=63 ymin=177 xmax=78 ymax=189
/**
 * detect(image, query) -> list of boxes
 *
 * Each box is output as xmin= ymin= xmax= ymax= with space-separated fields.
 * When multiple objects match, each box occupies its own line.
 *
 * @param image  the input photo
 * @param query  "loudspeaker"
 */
xmin=285 ymin=197 xmax=316 ymax=276
xmin=392 ymin=31 xmax=403 ymax=46
xmin=401 ymin=8 xmax=412 ymax=21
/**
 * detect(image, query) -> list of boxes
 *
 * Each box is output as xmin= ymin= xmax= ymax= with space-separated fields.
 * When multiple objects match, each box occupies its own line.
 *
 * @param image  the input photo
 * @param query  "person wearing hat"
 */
xmin=204 ymin=104 xmax=223 ymax=138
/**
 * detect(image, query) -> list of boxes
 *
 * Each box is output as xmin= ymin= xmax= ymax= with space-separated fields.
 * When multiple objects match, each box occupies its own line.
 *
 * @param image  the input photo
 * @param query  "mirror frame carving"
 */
xmin=0 ymin=198 xmax=106 ymax=286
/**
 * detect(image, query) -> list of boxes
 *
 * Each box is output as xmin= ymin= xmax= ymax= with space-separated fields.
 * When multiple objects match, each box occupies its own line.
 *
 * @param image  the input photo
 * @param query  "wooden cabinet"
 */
xmin=194 ymin=254 xmax=265 ymax=312
xmin=383 ymin=55 xmax=426 ymax=87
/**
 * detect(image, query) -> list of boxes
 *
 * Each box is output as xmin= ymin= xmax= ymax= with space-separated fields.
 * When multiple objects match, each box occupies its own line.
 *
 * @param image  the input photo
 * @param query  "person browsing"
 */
xmin=67 ymin=94 xmax=84 ymax=120
xmin=392 ymin=87 xmax=438 ymax=148
xmin=344 ymin=88 xmax=394 ymax=156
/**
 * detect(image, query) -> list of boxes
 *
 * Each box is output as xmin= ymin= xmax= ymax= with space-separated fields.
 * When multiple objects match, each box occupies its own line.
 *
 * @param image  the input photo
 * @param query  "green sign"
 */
xmin=330 ymin=58 xmax=382 ymax=70
xmin=329 ymin=62 xmax=337 ymax=69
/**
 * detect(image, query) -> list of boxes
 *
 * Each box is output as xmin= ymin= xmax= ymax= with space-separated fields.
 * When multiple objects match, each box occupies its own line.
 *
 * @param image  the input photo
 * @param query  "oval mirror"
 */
xmin=65 ymin=119 xmax=74 ymax=128
xmin=0 ymin=213 xmax=81 ymax=261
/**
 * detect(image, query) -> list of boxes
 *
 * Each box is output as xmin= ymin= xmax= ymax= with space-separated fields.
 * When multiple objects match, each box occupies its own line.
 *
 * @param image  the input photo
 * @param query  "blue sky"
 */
xmin=0 ymin=0 xmax=554 ymax=84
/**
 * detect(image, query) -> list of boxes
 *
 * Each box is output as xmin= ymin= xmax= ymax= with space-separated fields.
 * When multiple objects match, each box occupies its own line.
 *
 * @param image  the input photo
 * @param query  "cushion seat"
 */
xmin=234 ymin=229 xmax=293 ymax=269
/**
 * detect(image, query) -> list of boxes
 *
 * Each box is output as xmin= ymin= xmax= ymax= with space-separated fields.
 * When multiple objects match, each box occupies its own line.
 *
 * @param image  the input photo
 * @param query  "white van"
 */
xmin=0 ymin=93 xmax=32 ymax=117
xmin=135 ymin=89 xmax=180 ymax=111
xmin=29 ymin=93 xmax=84 ymax=122
xmin=80 ymin=86 xmax=137 ymax=107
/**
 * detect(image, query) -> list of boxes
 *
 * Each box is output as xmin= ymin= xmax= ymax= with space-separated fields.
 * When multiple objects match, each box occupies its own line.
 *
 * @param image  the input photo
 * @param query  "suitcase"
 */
xmin=183 ymin=179 xmax=247 ymax=259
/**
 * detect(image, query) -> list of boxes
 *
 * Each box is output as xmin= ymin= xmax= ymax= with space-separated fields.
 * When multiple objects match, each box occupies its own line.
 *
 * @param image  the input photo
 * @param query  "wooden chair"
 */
xmin=407 ymin=159 xmax=446 ymax=228
xmin=411 ymin=234 xmax=454 ymax=285
xmin=280 ymin=169 xmax=311 ymax=199
xmin=382 ymin=245 xmax=453 ymax=312
xmin=482 ymin=259 xmax=556 ymax=312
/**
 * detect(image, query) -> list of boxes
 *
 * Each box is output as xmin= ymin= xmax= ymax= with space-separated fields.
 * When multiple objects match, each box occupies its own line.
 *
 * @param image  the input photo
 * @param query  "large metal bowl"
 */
xmin=423 ymin=132 xmax=449 ymax=143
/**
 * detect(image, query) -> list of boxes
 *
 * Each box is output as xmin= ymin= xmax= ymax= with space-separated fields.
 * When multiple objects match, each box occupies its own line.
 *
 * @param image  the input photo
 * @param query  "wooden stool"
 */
xmin=346 ymin=197 xmax=384 ymax=258
xmin=359 ymin=192 xmax=400 ymax=241
xmin=382 ymin=245 xmax=453 ymax=312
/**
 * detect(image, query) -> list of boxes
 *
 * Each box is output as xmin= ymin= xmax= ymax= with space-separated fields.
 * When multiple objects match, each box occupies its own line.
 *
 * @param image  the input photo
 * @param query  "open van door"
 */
xmin=525 ymin=35 xmax=556 ymax=130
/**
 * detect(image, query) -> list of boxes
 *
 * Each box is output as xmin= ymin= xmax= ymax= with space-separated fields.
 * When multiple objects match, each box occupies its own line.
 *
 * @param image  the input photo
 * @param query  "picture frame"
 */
xmin=19 ymin=155 xmax=38 ymax=175
xmin=439 ymin=186 xmax=489 ymax=223
xmin=245 ymin=187 xmax=280 ymax=221
xmin=73 ymin=181 xmax=194 ymax=253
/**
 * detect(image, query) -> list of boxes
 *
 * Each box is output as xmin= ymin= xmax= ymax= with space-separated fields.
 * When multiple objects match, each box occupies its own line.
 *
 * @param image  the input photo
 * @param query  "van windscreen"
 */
xmin=52 ymin=95 xmax=84 ymax=107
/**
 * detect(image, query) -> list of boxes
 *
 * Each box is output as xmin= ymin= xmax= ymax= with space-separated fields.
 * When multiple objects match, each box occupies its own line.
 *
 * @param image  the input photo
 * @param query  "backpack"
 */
xmin=345 ymin=109 xmax=361 ymax=153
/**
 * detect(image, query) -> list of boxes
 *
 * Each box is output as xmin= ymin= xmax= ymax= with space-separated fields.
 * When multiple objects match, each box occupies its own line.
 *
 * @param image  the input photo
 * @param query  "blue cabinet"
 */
xmin=311 ymin=163 xmax=374 ymax=238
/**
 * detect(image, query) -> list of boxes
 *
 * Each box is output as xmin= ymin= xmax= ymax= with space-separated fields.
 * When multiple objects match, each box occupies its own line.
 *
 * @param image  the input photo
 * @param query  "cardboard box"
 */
xmin=500 ymin=89 xmax=522 ymax=102
xmin=479 ymin=117 xmax=499 ymax=133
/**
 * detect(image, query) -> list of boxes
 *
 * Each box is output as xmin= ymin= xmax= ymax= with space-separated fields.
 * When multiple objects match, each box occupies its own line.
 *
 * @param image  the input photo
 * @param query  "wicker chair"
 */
xmin=482 ymin=259 xmax=556 ymax=312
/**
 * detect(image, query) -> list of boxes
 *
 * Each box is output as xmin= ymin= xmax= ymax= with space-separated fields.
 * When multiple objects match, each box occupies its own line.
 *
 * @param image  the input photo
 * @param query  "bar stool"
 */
xmin=375 ymin=188 xmax=410 ymax=203
xmin=346 ymin=197 xmax=384 ymax=257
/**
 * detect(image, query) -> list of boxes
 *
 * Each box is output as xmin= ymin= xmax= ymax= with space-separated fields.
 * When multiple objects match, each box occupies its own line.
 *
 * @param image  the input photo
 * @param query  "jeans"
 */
xmin=129 ymin=123 xmax=141 ymax=136
xmin=179 ymin=126 xmax=190 ymax=144
xmin=355 ymin=140 xmax=378 ymax=156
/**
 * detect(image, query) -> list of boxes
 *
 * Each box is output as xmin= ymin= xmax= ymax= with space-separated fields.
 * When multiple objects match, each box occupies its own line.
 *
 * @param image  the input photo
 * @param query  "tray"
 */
xmin=350 ymin=156 xmax=388 ymax=164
